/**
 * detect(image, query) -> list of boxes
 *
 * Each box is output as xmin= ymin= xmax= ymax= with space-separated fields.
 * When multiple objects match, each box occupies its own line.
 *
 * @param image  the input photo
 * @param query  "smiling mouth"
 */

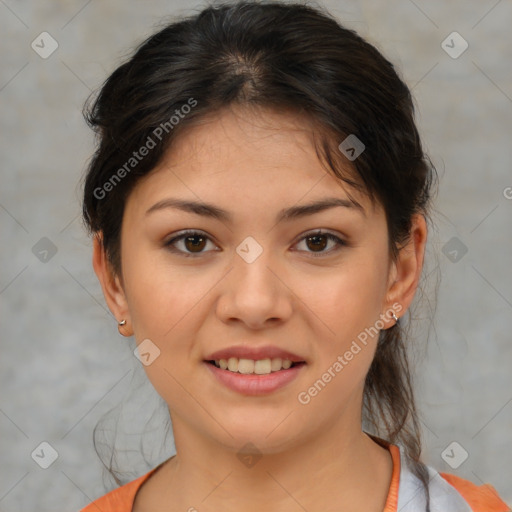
xmin=205 ymin=358 xmax=306 ymax=375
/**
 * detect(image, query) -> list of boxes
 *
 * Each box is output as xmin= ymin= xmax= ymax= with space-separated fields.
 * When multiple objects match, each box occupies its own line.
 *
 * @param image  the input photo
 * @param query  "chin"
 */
xmin=204 ymin=412 xmax=304 ymax=455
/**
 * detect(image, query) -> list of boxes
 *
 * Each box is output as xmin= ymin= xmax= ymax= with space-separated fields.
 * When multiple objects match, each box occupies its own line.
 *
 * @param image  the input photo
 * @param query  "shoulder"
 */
xmin=79 ymin=468 xmax=158 ymax=512
xmin=385 ymin=437 xmax=510 ymax=512
xmin=439 ymin=472 xmax=510 ymax=512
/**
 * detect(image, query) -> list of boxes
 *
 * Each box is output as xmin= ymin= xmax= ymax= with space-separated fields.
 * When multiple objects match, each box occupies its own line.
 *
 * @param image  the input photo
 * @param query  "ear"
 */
xmin=92 ymin=233 xmax=132 ymax=334
xmin=383 ymin=214 xmax=428 ymax=319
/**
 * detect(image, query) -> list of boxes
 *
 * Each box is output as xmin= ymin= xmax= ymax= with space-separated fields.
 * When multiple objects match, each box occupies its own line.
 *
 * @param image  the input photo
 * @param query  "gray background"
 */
xmin=1 ymin=1 xmax=511 ymax=510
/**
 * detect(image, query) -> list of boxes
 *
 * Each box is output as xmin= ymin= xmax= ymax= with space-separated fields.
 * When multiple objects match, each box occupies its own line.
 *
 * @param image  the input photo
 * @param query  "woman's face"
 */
xmin=94 ymin=105 xmax=424 ymax=454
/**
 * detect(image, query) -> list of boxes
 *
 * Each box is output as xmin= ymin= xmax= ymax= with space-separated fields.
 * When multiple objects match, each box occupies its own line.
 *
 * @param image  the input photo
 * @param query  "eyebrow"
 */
xmin=145 ymin=196 xmax=365 ymax=222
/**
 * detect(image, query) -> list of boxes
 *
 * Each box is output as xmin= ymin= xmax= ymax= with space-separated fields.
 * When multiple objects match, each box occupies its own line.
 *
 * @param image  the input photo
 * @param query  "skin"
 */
xmin=93 ymin=104 xmax=427 ymax=512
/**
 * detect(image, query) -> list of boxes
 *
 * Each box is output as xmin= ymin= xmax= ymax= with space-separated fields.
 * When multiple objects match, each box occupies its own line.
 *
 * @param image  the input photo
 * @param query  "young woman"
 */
xmin=79 ymin=2 xmax=510 ymax=511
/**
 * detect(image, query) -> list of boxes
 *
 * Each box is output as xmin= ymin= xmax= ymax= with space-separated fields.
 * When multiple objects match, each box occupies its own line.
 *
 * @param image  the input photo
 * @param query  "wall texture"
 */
xmin=1 ymin=1 xmax=511 ymax=510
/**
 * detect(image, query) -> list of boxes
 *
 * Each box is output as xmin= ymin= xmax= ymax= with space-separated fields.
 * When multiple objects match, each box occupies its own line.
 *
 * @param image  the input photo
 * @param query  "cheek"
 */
xmin=315 ymin=254 xmax=388 ymax=346
xmin=120 ymin=226 xmax=390 ymax=424
xmin=299 ymin=250 xmax=389 ymax=403
xmin=123 ymin=261 xmax=204 ymax=406
xmin=121 ymin=238 xmax=198 ymax=336
xmin=120 ymin=239 xmax=215 ymax=384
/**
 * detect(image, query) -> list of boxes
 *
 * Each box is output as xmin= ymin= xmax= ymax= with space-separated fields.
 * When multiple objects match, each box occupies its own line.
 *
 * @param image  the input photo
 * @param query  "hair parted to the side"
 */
xmin=81 ymin=1 xmax=438 ymax=509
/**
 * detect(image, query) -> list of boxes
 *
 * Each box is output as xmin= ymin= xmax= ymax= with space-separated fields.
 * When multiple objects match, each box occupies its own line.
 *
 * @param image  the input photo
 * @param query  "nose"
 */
xmin=215 ymin=242 xmax=293 ymax=329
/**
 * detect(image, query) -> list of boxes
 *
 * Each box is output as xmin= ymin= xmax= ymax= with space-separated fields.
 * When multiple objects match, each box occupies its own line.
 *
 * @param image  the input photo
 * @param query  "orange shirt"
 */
xmin=80 ymin=441 xmax=510 ymax=512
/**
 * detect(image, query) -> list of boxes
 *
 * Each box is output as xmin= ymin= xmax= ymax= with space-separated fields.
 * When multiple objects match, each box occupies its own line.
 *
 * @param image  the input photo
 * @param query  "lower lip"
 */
xmin=204 ymin=361 xmax=306 ymax=395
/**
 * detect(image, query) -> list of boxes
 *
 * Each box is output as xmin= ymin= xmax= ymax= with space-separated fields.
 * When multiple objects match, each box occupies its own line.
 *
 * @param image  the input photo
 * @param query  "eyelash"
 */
xmin=164 ymin=229 xmax=346 ymax=258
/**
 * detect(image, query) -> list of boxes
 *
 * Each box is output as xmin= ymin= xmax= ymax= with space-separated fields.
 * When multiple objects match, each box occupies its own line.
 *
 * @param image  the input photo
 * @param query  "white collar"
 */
xmin=396 ymin=443 xmax=473 ymax=512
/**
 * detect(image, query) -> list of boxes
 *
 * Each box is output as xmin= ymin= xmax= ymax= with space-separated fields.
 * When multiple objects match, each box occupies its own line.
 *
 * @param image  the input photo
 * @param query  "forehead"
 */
xmin=125 ymin=105 xmax=376 ymax=219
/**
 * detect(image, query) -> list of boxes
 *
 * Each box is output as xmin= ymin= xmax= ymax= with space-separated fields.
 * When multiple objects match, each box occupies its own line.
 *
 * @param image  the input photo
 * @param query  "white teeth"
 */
xmin=213 ymin=357 xmax=298 ymax=374
xmin=254 ymin=359 xmax=271 ymax=374
xmin=238 ymin=358 xmax=255 ymax=374
xmin=271 ymin=358 xmax=282 ymax=371
xmin=227 ymin=357 xmax=238 ymax=372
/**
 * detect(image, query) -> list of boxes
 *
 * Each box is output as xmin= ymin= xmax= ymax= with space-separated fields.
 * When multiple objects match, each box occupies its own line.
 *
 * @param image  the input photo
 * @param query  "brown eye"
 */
xmin=183 ymin=234 xmax=207 ymax=252
xmin=295 ymin=230 xmax=346 ymax=257
xmin=165 ymin=230 xmax=217 ymax=257
xmin=305 ymin=234 xmax=328 ymax=252
xmin=164 ymin=229 xmax=345 ymax=258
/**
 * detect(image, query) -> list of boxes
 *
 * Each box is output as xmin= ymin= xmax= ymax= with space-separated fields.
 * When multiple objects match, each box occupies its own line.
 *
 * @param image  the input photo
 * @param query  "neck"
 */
xmin=156 ymin=418 xmax=393 ymax=512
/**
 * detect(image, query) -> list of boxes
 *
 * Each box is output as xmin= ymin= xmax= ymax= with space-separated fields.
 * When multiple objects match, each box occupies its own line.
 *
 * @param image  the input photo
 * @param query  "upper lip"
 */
xmin=205 ymin=345 xmax=306 ymax=363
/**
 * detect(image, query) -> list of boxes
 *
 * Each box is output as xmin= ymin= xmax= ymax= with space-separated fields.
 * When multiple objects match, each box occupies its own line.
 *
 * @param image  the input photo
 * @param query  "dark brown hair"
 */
xmin=81 ymin=1 xmax=437 ymax=508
